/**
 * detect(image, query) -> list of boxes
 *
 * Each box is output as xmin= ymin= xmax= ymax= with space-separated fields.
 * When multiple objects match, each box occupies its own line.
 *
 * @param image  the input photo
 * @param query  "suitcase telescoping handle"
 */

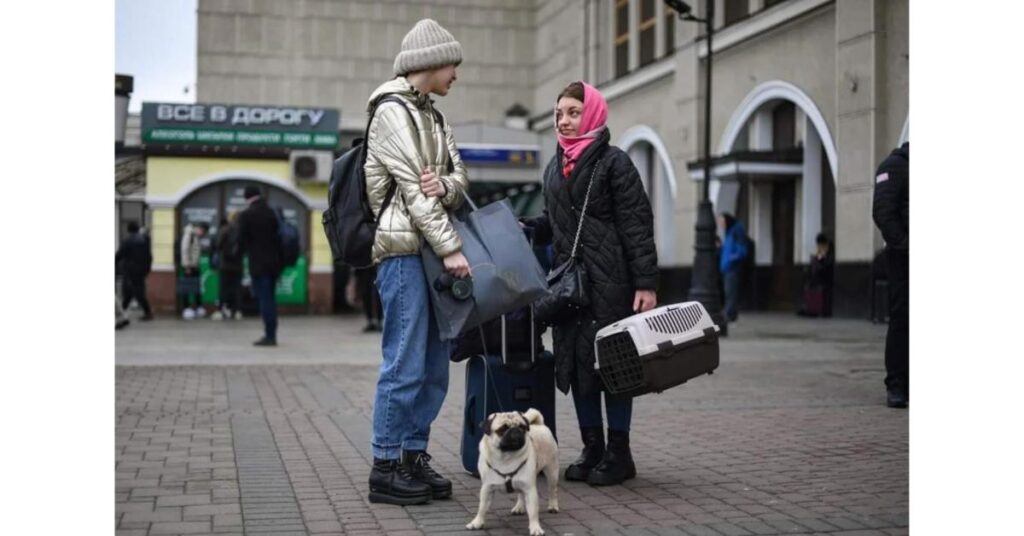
xmin=499 ymin=228 xmax=539 ymax=367
xmin=498 ymin=306 xmax=537 ymax=367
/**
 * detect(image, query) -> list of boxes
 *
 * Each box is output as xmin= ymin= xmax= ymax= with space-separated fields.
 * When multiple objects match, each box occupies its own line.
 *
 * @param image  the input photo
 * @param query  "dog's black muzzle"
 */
xmin=498 ymin=429 xmax=526 ymax=451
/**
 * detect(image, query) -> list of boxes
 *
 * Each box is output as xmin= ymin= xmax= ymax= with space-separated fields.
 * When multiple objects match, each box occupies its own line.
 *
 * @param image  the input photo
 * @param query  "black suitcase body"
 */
xmin=459 ymin=309 xmax=557 ymax=476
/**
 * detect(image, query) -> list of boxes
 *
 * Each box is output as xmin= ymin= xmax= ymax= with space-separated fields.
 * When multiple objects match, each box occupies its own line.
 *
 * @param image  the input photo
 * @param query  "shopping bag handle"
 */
xmin=461 ymin=191 xmax=479 ymax=212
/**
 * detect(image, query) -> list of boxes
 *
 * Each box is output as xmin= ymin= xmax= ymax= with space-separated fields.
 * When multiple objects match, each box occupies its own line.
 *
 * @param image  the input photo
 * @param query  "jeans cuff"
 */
xmin=402 ymin=438 xmax=428 ymax=452
xmin=372 ymin=444 xmax=402 ymax=460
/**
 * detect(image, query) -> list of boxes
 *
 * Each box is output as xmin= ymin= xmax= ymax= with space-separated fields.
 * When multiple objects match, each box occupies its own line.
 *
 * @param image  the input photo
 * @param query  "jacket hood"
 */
xmin=894 ymin=142 xmax=908 ymax=161
xmin=366 ymin=77 xmax=432 ymax=113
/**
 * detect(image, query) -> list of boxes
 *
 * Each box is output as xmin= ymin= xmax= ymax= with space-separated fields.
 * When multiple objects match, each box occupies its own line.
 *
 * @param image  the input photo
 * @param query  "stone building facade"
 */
xmin=193 ymin=0 xmax=909 ymax=317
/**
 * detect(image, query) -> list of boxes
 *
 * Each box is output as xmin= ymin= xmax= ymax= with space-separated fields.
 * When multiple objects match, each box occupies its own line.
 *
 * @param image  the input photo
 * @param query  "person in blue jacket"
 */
xmin=718 ymin=213 xmax=748 ymax=322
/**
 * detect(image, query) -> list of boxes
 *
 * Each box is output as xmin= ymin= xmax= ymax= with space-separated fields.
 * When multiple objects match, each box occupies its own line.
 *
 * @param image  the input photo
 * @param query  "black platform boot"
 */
xmin=403 ymin=450 xmax=452 ymax=499
xmin=564 ymin=427 xmax=605 ymax=481
xmin=586 ymin=429 xmax=636 ymax=486
xmin=367 ymin=458 xmax=432 ymax=505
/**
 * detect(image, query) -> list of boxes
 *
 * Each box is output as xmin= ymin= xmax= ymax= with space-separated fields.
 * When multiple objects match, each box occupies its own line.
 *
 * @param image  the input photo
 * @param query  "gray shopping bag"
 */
xmin=422 ymin=196 xmax=548 ymax=341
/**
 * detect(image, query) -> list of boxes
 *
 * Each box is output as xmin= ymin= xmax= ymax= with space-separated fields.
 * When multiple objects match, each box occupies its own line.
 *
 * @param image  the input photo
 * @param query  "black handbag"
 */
xmin=534 ymin=161 xmax=601 ymax=326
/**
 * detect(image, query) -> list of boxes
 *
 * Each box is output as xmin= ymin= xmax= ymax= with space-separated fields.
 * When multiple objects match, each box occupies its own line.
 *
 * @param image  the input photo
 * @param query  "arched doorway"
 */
xmin=619 ymin=126 xmax=680 ymax=265
xmin=711 ymin=81 xmax=838 ymax=311
xmin=175 ymin=179 xmax=312 ymax=313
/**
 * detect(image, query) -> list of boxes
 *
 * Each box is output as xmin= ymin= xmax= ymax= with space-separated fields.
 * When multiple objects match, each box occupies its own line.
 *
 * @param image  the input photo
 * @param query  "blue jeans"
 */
xmin=723 ymin=268 xmax=741 ymax=320
xmin=252 ymin=275 xmax=278 ymax=341
xmin=372 ymin=255 xmax=450 ymax=460
xmin=571 ymin=381 xmax=633 ymax=432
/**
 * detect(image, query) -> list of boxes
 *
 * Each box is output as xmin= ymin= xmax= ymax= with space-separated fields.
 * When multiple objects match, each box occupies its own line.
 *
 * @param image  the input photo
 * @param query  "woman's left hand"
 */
xmin=633 ymin=290 xmax=657 ymax=313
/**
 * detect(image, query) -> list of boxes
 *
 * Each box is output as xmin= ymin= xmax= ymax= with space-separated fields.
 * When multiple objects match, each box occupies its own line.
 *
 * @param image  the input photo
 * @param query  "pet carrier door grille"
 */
xmin=595 ymin=331 xmax=645 ymax=393
xmin=644 ymin=304 xmax=703 ymax=334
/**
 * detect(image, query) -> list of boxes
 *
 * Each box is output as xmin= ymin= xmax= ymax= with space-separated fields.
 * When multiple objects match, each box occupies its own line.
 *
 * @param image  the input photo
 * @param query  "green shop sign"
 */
xmin=199 ymin=255 xmax=308 ymax=305
xmin=142 ymin=102 xmax=340 ymax=150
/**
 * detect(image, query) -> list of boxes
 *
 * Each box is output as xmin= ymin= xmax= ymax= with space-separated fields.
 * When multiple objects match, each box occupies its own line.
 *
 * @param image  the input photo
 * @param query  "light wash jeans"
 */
xmin=371 ymin=255 xmax=450 ymax=460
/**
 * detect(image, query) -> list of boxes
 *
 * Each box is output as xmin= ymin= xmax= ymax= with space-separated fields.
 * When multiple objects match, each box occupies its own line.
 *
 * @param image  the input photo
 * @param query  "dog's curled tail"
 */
xmin=523 ymin=408 xmax=544 ymax=426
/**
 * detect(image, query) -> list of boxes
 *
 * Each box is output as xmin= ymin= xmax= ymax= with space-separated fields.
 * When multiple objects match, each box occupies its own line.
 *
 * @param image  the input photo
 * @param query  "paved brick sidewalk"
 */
xmin=116 ymin=313 xmax=907 ymax=536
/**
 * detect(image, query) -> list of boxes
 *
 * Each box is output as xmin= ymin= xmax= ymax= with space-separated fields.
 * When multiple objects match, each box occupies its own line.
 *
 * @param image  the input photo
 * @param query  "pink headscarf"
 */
xmin=556 ymin=81 xmax=608 ymax=178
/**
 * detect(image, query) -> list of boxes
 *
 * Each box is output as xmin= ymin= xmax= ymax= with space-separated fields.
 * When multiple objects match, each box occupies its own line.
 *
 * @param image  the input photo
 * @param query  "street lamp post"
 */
xmin=665 ymin=0 xmax=728 ymax=335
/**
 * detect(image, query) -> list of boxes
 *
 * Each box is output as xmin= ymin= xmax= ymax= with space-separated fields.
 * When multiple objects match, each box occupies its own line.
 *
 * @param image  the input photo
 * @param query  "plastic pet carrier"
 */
xmin=595 ymin=301 xmax=720 ymax=397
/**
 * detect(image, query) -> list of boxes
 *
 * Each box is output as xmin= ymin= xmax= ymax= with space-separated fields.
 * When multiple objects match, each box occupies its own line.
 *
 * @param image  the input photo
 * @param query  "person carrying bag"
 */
xmin=521 ymin=81 xmax=658 ymax=487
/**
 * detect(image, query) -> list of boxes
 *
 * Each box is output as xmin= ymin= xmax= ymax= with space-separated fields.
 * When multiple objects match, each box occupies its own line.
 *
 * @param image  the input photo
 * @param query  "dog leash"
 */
xmin=486 ymin=459 xmax=528 ymax=493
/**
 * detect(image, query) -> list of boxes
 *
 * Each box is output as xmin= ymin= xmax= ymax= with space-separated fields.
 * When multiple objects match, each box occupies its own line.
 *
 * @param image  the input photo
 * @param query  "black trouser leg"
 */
xmin=121 ymin=277 xmax=134 ymax=311
xmin=884 ymin=249 xmax=909 ymax=395
xmin=221 ymin=271 xmax=242 ymax=313
xmin=358 ymin=268 xmax=382 ymax=325
xmin=130 ymin=275 xmax=152 ymax=316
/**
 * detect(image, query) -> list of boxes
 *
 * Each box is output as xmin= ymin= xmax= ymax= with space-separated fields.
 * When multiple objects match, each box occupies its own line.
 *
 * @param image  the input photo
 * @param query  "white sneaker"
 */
xmin=211 ymin=311 xmax=224 ymax=321
xmin=195 ymin=307 xmax=207 ymax=318
xmin=182 ymin=308 xmax=196 ymax=320
xmin=234 ymin=311 xmax=243 ymax=320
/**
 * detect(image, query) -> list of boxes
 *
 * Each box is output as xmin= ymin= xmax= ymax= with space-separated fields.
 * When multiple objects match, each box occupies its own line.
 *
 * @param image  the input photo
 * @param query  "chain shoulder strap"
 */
xmin=570 ymin=160 xmax=601 ymax=258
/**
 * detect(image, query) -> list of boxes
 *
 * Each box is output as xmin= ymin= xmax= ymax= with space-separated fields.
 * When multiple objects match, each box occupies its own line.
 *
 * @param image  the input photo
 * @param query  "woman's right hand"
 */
xmin=443 ymin=251 xmax=471 ymax=279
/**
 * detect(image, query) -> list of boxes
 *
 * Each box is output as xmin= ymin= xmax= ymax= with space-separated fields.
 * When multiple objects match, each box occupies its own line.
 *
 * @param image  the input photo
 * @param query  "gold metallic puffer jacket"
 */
xmin=364 ymin=78 xmax=468 ymax=265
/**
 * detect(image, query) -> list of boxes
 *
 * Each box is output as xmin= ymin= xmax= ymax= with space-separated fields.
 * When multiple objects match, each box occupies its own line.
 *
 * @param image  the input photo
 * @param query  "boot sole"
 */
xmin=432 ymin=487 xmax=453 ymax=500
xmin=368 ymin=490 xmax=432 ymax=506
xmin=564 ymin=465 xmax=592 ymax=482
xmin=587 ymin=466 xmax=636 ymax=486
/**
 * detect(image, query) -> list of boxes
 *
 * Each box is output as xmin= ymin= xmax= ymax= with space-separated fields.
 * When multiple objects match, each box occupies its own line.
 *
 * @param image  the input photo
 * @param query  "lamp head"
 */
xmin=663 ymin=0 xmax=693 ymax=17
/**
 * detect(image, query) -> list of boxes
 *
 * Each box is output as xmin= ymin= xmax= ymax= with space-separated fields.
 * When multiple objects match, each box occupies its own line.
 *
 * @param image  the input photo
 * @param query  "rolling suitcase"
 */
xmin=459 ymin=307 xmax=557 ymax=476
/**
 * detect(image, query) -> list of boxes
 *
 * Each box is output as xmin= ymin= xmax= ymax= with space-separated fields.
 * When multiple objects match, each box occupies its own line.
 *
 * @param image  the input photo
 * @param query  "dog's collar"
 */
xmin=486 ymin=459 xmax=528 ymax=493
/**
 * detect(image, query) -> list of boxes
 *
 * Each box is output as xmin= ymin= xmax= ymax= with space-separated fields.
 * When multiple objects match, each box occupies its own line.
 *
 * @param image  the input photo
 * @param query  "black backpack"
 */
xmin=275 ymin=207 xmax=301 ymax=268
xmin=322 ymin=96 xmax=418 ymax=269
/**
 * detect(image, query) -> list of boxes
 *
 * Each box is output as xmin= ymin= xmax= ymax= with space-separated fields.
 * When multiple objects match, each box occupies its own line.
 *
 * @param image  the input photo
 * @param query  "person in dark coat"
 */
xmin=872 ymin=142 xmax=909 ymax=408
xmin=237 ymin=185 xmax=282 ymax=346
xmin=115 ymin=221 xmax=153 ymax=320
xmin=215 ymin=212 xmax=244 ymax=320
xmin=524 ymin=81 xmax=658 ymax=487
xmin=798 ymin=232 xmax=835 ymax=317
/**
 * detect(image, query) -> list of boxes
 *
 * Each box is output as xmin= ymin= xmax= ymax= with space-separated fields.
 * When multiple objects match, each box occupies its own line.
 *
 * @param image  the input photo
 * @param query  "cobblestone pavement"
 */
xmin=116 ymin=312 xmax=907 ymax=536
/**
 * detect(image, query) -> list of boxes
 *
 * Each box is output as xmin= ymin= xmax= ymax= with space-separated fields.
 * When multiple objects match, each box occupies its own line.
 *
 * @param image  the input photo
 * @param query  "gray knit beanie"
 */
xmin=393 ymin=19 xmax=463 ymax=76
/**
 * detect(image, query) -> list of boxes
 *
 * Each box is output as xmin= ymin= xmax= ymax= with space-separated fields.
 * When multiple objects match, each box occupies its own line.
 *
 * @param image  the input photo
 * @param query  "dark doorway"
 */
xmin=175 ymin=180 xmax=311 ymax=313
xmin=770 ymin=180 xmax=796 ymax=310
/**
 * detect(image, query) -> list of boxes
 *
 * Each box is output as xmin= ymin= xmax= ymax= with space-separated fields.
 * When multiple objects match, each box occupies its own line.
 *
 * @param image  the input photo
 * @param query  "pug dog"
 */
xmin=467 ymin=408 xmax=559 ymax=536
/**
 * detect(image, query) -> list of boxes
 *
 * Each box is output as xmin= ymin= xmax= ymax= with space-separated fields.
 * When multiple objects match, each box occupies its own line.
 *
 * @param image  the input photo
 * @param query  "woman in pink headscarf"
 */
xmin=522 ymin=81 xmax=659 ymax=486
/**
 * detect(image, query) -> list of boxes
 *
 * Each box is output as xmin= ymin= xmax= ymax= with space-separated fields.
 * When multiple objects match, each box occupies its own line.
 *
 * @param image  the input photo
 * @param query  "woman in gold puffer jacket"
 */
xmin=364 ymin=77 xmax=469 ymax=264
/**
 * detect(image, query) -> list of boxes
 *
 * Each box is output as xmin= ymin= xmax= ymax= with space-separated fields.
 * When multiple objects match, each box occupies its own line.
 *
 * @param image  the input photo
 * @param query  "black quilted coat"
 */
xmin=525 ymin=129 xmax=658 ymax=396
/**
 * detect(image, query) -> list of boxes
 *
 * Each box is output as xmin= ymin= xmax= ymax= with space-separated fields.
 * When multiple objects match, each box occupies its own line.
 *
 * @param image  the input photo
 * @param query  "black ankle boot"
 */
xmin=368 ymin=458 xmax=432 ymax=505
xmin=564 ymin=427 xmax=605 ymax=481
xmin=403 ymin=450 xmax=452 ymax=499
xmin=587 ymin=429 xmax=636 ymax=486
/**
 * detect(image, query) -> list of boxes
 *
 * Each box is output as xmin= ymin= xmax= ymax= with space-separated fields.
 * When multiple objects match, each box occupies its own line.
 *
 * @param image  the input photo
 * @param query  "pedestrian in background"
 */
xmin=213 ymin=212 xmax=244 ymax=320
xmin=522 ymin=80 xmax=659 ymax=487
xmin=719 ymin=212 xmax=749 ymax=322
xmin=179 ymin=221 xmax=208 ymax=320
xmin=116 ymin=221 xmax=154 ymax=321
xmin=872 ymin=141 xmax=909 ymax=408
xmin=798 ymin=232 xmax=835 ymax=317
xmin=355 ymin=267 xmax=383 ymax=332
xmin=364 ymin=18 xmax=470 ymax=506
xmin=237 ymin=186 xmax=282 ymax=346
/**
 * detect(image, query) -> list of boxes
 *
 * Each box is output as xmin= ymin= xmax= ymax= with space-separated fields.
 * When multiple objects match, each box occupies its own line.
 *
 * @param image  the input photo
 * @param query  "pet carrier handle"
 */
xmin=570 ymin=160 xmax=601 ymax=259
